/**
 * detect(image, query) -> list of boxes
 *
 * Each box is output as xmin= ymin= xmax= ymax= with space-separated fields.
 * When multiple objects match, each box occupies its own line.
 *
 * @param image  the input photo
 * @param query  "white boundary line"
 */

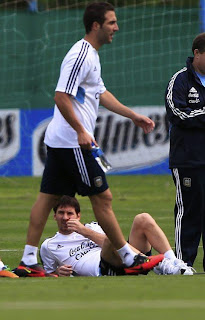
xmin=1 ymin=300 xmax=205 ymax=310
xmin=0 ymin=249 xmax=22 ymax=252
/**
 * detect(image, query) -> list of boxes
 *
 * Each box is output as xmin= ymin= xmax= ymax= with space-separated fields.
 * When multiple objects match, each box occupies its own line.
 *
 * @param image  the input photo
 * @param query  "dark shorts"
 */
xmin=40 ymin=146 xmax=109 ymax=197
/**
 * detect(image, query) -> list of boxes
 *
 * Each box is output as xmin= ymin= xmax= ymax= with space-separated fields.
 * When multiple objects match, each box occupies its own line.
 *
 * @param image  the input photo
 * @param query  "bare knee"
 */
xmin=133 ymin=212 xmax=156 ymax=231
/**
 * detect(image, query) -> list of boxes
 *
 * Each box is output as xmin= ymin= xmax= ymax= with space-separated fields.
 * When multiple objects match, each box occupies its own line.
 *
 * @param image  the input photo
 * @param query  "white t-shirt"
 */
xmin=40 ymin=222 xmax=105 ymax=276
xmin=44 ymin=39 xmax=106 ymax=148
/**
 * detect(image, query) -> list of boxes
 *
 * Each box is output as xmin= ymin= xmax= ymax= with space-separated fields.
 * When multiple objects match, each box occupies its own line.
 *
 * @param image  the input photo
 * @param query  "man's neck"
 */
xmin=84 ymin=34 xmax=100 ymax=51
xmin=59 ymin=230 xmax=73 ymax=235
xmin=192 ymin=61 xmax=205 ymax=76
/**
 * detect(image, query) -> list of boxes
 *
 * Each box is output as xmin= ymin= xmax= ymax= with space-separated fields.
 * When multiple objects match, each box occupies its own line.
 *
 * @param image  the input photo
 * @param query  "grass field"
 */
xmin=1 ymin=175 xmax=205 ymax=320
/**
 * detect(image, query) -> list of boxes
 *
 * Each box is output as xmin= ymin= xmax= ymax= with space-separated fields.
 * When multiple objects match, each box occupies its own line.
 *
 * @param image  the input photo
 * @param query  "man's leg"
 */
xmin=101 ymin=237 xmax=123 ymax=267
xmin=128 ymin=213 xmax=172 ymax=255
xmin=89 ymin=189 xmax=127 ymax=250
xmin=89 ymin=189 xmax=141 ymax=267
xmin=128 ymin=212 xmax=194 ymax=275
xmin=26 ymin=193 xmax=61 ymax=247
xmin=100 ymin=212 xmax=194 ymax=275
xmin=172 ymin=168 xmax=202 ymax=266
xmin=100 ymin=211 xmax=169 ymax=265
xmin=13 ymin=193 xmax=61 ymax=277
xmin=99 ymin=216 xmax=164 ymax=275
xmin=22 ymin=193 xmax=61 ymax=265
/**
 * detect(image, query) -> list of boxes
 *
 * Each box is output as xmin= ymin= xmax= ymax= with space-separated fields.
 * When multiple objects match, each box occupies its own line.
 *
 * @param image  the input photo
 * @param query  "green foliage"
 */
xmin=37 ymin=0 xmax=199 ymax=9
xmin=1 ymin=0 xmax=199 ymax=10
xmin=38 ymin=0 xmax=200 ymax=10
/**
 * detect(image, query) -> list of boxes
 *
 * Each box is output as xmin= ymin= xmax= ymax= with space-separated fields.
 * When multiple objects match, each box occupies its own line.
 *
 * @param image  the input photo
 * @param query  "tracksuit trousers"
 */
xmin=172 ymin=167 xmax=205 ymax=271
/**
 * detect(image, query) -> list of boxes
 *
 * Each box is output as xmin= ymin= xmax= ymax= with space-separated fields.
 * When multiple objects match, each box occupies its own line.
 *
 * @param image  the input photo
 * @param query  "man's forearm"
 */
xmin=54 ymin=91 xmax=94 ymax=148
xmin=100 ymin=90 xmax=135 ymax=119
xmin=81 ymin=227 xmax=106 ymax=247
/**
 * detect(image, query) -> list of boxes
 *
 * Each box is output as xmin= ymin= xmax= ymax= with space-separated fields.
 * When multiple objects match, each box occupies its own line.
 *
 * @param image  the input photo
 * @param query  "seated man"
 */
xmin=39 ymin=196 xmax=194 ymax=277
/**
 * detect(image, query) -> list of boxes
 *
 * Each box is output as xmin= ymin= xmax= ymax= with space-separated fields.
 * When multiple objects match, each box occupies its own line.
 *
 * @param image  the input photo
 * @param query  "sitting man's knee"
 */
xmin=134 ymin=212 xmax=155 ymax=229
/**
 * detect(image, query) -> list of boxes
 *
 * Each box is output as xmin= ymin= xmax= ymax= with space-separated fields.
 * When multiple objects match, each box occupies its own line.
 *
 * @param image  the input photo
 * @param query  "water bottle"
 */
xmin=91 ymin=143 xmax=112 ymax=173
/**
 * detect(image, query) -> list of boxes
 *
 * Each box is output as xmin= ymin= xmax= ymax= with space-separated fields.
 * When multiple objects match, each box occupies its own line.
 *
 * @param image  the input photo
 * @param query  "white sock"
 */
xmin=22 ymin=245 xmax=38 ymax=265
xmin=164 ymin=249 xmax=176 ymax=260
xmin=117 ymin=243 xmax=137 ymax=267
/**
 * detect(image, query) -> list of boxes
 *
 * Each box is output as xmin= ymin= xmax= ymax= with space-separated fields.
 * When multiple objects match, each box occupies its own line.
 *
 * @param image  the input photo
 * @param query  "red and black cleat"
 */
xmin=124 ymin=254 xmax=164 ymax=275
xmin=13 ymin=261 xmax=46 ymax=277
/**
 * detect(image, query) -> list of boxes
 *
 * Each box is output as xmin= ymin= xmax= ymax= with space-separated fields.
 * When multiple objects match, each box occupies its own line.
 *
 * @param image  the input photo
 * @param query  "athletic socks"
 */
xmin=164 ymin=249 xmax=176 ymax=260
xmin=117 ymin=243 xmax=137 ymax=267
xmin=22 ymin=245 xmax=38 ymax=265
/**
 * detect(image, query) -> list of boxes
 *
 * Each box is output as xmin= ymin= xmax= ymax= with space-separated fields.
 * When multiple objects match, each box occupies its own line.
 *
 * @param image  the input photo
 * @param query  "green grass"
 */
xmin=0 ymin=175 xmax=204 ymax=320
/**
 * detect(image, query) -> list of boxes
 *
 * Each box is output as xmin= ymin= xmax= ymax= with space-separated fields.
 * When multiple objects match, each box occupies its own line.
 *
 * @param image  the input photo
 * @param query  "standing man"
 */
xmin=165 ymin=32 xmax=205 ymax=270
xmin=15 ymin=2 xmax=155 ymax=276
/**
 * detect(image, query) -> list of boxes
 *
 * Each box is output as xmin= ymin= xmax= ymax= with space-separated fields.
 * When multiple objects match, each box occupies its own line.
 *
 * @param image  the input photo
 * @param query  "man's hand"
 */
xmin=66 ymin=219 xmax=86 ymax=235
xmin=56 ymin=265 xmax=73 ymax=277
xmin=132 ymin=114 xmax=155 ymax=134
xmin=77 ymin=131 xmax=96 ymax=150
xmin=66 ymin=219 xmax=106 ymax=247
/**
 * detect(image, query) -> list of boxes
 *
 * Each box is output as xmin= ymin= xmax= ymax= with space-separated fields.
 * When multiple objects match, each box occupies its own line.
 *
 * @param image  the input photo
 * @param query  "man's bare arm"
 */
xmin=100 ymin=90 xmax=155 ymax=134
xmin=54 ymin=91 xmax=95 ymax=148
xmin=66 ymin=219 xmax=106 ymax=247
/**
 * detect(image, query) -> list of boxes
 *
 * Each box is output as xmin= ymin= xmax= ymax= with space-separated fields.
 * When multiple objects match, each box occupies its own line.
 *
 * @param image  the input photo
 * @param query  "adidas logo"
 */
xmin=94 ymin=66 xmax=97 ymax=71
xmin=28 ymin=252 xmax=34 ymax=255
xmin=188 ymin=87 xmax=199 ymax=100
xmin=56 ymin=244 xmax=64 ymax=250
xmin=189 ymin=87 xmax=197 ymax=93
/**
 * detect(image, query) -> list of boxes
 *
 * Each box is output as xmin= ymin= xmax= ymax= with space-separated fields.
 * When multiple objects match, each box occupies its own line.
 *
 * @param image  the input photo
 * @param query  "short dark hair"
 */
xmin=83 ymin=2 xmax=115 ymax=34
xmin=192 ymin=33 xmax=205 ymax=54
xmin=53 ymin=195 xmax=81 ymax=214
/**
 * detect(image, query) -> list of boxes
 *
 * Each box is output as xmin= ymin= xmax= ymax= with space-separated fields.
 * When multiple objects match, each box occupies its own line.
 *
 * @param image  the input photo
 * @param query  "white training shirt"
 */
xmin=44 ymin=39 xmax=106 ymax=148
xmin=40 ymin=222 xmax=105 ymax=276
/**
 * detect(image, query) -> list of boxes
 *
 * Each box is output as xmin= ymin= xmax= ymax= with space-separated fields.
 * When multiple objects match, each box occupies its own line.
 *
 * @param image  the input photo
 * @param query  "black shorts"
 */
xmin=40 ymin=146 xmax=109 ymax=196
